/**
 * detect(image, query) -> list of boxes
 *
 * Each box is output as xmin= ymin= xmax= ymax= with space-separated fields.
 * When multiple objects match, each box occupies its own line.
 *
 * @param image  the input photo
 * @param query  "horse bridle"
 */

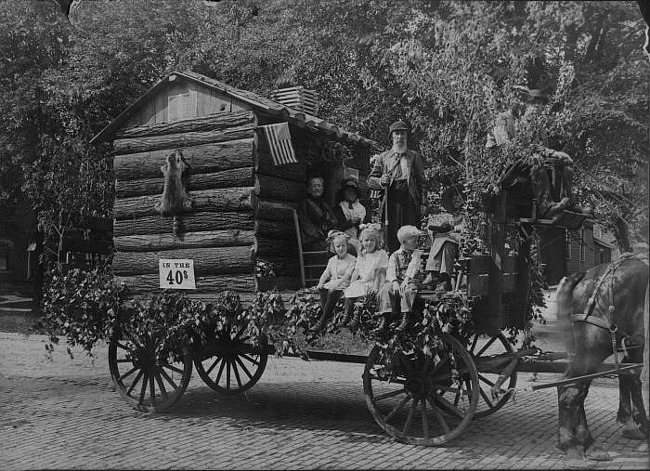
xmin=569 ymin=253 xmax=647 ymax=371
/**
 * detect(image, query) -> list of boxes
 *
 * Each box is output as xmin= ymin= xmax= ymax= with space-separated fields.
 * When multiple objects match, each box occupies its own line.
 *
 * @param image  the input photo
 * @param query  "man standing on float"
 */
xmin=368 ymin=120 xmax=428 ymax=253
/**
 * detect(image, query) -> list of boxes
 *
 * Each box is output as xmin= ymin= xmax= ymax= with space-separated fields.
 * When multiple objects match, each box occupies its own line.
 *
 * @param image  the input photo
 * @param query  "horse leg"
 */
xmin=619 ymin=369 xmax=648 ymax=440
xmin=618 ymin=370 xmax=640 ymax=436
xmin=557 ymin=382 xmax=584 ymax=456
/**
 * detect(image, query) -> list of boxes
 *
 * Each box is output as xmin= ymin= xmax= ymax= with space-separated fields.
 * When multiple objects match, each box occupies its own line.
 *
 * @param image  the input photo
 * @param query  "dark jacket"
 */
xmin=367 ymin=148 xmax=427 ymax=213
xmin=298 ymin=196 xmax=338 ymax=249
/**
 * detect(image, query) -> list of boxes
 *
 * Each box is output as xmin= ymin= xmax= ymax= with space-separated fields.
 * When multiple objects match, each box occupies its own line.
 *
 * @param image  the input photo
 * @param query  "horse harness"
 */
xmin=569 ymin=253 xmax=648 ymax=373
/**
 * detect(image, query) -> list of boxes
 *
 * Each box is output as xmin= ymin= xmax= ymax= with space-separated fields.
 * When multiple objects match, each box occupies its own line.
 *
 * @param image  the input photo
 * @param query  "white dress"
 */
xmin=320 ymin=254 xmax=356 ymax=290
xmin=343 ymin=249 xmax=389 ymax=298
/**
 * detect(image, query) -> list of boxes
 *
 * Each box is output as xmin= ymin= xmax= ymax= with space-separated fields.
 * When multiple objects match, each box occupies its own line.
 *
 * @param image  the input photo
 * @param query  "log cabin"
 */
xmin=90 ymin=70 xmax=378 ymax=297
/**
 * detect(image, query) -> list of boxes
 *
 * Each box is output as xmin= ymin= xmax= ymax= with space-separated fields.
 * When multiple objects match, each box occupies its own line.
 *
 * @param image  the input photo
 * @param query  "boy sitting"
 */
xmin=375 ymin=225 xmax=424 ymax=333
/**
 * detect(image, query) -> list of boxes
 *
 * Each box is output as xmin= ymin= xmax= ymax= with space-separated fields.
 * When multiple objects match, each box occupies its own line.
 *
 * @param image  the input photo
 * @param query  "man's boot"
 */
xmin=341 ymin=299 xmax=354 ymax=326
xmin=372 ymin=313 xmax=391 ymax=334
xmin=396 ymin=311 xmax=412 ymax=331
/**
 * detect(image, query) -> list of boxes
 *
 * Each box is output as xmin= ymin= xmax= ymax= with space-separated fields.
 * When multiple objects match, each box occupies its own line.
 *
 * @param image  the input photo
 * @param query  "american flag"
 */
xmin=260 ymin=123 xmax=298 ymax=166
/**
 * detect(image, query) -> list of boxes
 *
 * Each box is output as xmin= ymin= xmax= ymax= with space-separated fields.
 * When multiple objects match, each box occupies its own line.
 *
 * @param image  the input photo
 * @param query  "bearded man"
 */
xmin=368 ymin=120 xmax=427 ymax=253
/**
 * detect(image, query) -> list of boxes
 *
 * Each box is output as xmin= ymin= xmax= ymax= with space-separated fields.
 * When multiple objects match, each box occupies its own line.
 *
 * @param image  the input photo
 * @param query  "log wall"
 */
xmin=112 ymin=111 xmax=258 ymax=296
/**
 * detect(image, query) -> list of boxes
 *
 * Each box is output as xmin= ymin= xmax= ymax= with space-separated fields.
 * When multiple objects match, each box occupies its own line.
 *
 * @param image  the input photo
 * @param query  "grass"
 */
xmin=0 ymin=310 xmax=45 ymax=335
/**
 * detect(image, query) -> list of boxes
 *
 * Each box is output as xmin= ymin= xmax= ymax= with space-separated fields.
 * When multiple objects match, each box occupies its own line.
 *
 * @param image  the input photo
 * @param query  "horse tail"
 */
xmin=555 ymin=272 xmax=586 ymax=354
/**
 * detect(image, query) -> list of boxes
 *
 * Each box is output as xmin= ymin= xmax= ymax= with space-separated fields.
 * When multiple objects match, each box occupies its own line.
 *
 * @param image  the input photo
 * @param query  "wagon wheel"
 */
xmin=466 ymin=332 xmax=517 ymax=418
xmin=108 ymin=330 xmax=192 ymax=412
xmin=363 ymin=333 xmax=479 ymax=446
xmin=194 ymin=326 xmax=268 ymax=395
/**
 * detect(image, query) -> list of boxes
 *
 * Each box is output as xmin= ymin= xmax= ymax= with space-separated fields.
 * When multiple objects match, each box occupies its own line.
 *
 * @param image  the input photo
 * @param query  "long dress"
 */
xmin=343 ymin=249 xmax=389 ymax=298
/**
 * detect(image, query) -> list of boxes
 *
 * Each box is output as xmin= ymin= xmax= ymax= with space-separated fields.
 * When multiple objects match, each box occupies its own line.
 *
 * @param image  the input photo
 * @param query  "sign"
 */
xmin=159 ymin=259 xmax=196 ymax=290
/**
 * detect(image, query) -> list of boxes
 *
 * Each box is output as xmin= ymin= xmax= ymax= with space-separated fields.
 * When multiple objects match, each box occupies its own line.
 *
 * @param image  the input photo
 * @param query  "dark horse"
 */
xmin=555 ymin=252 xmax=648 ymax=462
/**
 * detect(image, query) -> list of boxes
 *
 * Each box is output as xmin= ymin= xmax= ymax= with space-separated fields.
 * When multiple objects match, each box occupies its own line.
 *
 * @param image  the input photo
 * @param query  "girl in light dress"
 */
xmin=310 ymin=231 xmax=356 ymax=332
xmin=341 ymin=224 xmax=389 ymax=330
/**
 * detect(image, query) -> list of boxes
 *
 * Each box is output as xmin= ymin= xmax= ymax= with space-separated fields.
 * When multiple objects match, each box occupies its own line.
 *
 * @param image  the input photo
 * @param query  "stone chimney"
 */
xmin=271 ymin=86 xmax=319 ymax=116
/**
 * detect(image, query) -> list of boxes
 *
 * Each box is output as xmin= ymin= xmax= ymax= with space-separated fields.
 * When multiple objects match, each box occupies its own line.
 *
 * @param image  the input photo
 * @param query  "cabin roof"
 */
xmin=90 ymin=70 xmax=378 ymax=148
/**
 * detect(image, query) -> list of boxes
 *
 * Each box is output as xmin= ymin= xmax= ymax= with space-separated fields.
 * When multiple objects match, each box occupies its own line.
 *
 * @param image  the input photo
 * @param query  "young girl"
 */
xmin=311 ymin=230 xmax=356 ymax=332
xmin=341 ymin=224 xmax=389 ymax=330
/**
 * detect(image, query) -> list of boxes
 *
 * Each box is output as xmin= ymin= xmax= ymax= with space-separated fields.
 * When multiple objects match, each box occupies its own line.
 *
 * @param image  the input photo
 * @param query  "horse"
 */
xmin=555 ymin=252 xmax=648 ymax=463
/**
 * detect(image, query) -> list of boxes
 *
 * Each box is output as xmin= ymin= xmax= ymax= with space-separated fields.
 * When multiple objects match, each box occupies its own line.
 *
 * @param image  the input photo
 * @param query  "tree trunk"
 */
xmin=118 ymin=273 xmax=255 ymax=294
xmin=116 ymin=167 xmax=254 ymax=198
xmin=114 ymin=187 xmax=254 ymax=219
xmin=255 ymin=174 xmax=305 ymax=202
xmin=114 ymin=211 xmax=254 ymax=237
xmin=113 ymin=126 xmax=256 ymax=155
xmin=117 ymin=111 xmax=256 ymax=139
xmin=114 ymin=138 xmax=254 ymax=181
xmin=113 ymin=246 xmax=253 ymax=276
xmin=114 ymin=229 xmax=255 ymax=252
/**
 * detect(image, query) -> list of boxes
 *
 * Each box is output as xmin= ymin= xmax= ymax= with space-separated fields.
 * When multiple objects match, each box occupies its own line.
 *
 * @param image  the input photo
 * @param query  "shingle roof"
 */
xmin=90 ymin=70 xmax=377 ymax=148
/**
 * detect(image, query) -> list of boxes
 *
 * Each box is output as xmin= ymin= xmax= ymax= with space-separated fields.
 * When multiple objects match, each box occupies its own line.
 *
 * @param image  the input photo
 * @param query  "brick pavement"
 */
xmin=0 ymin=331 xmax=648 ymax=470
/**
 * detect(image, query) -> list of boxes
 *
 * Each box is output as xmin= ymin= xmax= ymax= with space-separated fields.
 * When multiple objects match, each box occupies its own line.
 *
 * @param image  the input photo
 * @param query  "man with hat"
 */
xmin=368 ymin=120 xmax=427 ymax=253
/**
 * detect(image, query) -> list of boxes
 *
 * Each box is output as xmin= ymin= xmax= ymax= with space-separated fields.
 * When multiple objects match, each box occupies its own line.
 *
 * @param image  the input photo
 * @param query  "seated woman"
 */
xmin=423 ymin=184 xmax=467 ymax=291
xmin=341 ymin=223 xmax=388 ymax=330
xmin=333 ymin=177 xmax=370 ymax=255
xmin=299 ymin=176 xmax=339 ymax=251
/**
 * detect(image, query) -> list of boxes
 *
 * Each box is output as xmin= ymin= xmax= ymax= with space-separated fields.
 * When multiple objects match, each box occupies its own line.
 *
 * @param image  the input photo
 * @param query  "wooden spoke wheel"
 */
xmin=194 ymin=327 xmax=268 ymax=395
xmin=466 ymin=332 xmax=517 ymax=418
xmin=363 ymin=333 xmax=479 ymax=446
xmin=108 ymin=331 xmax=192 ymax=412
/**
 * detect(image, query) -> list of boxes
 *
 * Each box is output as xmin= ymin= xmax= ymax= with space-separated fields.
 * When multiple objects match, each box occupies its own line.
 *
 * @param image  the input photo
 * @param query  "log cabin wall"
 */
xmin=112 ymin=86 xmax=259 ymax=295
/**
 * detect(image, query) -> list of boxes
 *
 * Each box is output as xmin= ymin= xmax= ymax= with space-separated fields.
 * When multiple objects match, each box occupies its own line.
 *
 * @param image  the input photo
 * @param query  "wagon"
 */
xmin=92 ymin=70 xmax=620 ymax=446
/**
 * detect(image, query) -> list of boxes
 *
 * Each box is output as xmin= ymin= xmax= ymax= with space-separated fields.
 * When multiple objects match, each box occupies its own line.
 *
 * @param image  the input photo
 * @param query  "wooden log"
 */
xmin=253 ymin=198 xmax=298 ymax=221
xmin=114 ymin=211 xmax=254 ymax=237
xmin=255 ymin=148 xmax=307 ymax=183
xmin=113 ymin=246 xmax=253 ymax=276
xmin=255 ymin=218 xmax=295 ymax=240
xmin=114 ymin=229 xmax=255 ymax=252
xmin=114 ymin=139 xmax=254 ymax=181
xmin=116 ymin=167 xmax=254 ymax=198
xmin=118 ymin=273 xmax=255 ymax=294
xmin=114 ymin=187 xmax=254 ymax=220
xmin=117 ymin=111 xmax=256 ymax=139
xmin=113 ymin=125 xmax=256 ymax=155
xmin=255 ymin=174 xmax=305 ymax=202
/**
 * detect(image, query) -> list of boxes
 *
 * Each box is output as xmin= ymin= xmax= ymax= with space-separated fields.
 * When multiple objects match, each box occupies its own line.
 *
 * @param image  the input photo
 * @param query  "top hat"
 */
xmin=388 ymin=120 xmax=409 ymax=138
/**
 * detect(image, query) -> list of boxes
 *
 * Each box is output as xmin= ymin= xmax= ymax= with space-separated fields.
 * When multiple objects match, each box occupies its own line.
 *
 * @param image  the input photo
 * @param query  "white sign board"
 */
xmin=159 ymin=259 xmax=196 ymax=290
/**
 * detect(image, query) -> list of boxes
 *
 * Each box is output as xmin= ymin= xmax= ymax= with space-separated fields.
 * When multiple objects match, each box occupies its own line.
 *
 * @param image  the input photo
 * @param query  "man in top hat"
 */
xmin=368 ymin=120 xmax=427 ymax=253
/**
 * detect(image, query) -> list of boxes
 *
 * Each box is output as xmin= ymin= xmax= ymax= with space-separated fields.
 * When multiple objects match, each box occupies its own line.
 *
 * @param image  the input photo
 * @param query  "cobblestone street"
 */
xmin=1 ymin=331 xmax=648 ymax=470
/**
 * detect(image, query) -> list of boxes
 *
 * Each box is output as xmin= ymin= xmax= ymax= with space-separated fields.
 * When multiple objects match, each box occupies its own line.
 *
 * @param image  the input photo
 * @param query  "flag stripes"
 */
xmin=260 ymin=122 xmax=298 ymax=166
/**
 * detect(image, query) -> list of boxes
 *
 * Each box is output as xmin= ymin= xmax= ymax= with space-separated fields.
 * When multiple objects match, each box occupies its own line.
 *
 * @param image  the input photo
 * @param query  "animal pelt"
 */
xmin=155 ymin=149 xmax=193 ymax=238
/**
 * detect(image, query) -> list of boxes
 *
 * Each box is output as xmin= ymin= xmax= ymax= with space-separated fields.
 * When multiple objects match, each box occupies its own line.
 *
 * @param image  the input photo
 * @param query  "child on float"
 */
xmin=311 ymin=230 xmax=356 ymax=332
xmin=341 ymin=223 xmax=389 ymax=330
xmin=375 ymin=225 xmax=425 ymax=333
